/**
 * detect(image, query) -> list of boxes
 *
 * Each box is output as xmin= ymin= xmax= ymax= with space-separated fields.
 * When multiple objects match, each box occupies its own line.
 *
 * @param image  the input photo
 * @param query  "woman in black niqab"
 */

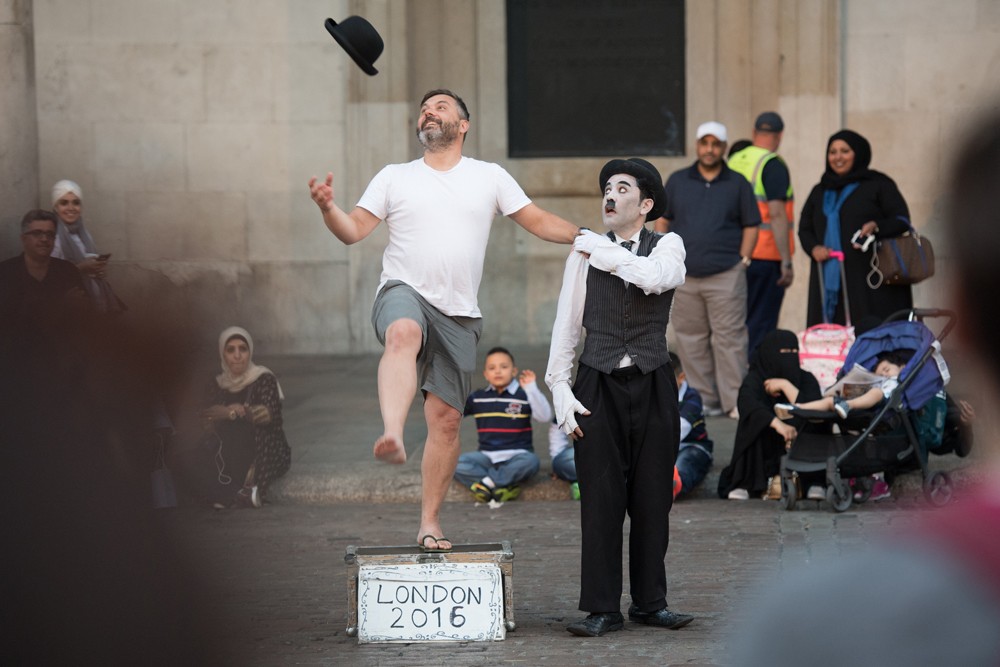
xmin=717 ymin=330 xmax=823 ymax=498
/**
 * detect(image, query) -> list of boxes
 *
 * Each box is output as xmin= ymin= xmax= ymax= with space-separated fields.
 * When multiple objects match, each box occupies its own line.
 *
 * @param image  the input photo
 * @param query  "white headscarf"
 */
xmin=215 ymin=326 xmax=284 ymax=399
xmin=52 ymin=179 xmax=83 ymax=205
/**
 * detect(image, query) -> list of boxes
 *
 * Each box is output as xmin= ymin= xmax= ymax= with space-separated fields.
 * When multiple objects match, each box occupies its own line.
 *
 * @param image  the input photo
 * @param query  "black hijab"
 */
xmin=748 ymin=329 xmax=803 ymax=386
xmin=820 ymin=129 xmax=873 ymax=189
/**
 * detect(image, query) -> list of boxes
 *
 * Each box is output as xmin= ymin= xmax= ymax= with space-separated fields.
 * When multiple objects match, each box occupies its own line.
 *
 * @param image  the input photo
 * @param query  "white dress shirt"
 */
xmin=545 ymin=229 xmax=686 ymax=392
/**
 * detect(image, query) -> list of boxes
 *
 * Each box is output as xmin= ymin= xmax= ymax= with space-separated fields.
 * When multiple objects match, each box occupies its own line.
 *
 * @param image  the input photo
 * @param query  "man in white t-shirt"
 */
xmin=309 ymin=89 xmax=578 ymax=552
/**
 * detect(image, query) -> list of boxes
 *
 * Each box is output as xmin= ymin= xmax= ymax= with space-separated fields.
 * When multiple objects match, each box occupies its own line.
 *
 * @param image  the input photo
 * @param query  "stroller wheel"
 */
xmin=923 ymin=472 xmax=953 ymax=507
xmin=826 ymin=483 xmax=852 ymax=512
xmin=779 ymin=477 xmax=798 ymax=511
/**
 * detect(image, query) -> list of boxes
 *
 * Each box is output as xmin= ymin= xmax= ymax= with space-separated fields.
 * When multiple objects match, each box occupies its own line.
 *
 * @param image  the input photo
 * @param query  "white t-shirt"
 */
xmin=357 ymin=156 xmax=531 ymax=318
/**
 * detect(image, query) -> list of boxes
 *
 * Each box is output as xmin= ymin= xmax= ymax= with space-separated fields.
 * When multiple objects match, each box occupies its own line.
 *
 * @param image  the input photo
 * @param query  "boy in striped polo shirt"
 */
xmin=454 ymin=347 xmax=552 ymax=502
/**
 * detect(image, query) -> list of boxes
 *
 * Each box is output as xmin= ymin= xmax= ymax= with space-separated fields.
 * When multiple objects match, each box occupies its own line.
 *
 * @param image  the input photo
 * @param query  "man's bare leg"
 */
xmin=373 ymin=319 xmax=422 ymax=464
xmin=417 ymin=393 xmax=462 ymax=550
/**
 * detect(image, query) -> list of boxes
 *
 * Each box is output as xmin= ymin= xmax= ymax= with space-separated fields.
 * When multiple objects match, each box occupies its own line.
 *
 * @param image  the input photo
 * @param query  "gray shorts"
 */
xmin=371 ymin=280 xmax=483 ymax=412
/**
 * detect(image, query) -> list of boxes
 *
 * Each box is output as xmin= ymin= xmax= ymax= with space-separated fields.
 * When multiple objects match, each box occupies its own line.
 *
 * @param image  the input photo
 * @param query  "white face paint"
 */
xmin=601 ymin=173 xmax=649 ymax=233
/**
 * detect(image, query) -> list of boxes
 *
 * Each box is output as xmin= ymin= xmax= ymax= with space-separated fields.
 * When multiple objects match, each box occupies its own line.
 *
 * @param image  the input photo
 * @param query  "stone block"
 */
xmin=275 ymin=43 xmax=350 ymax=123
xmin=31 ymin=0 xmax=90 ymax=43
xmin=35 ymin=44 xmax=204 ymax=122
xmin=126 ymin=191 xmax=247 ymax=260
xmin=903 ymin=31 xmax=1000 ymax=110
xmin=187 ymin=122 xmax=289 ymax=192
xmin=246 ymin=190 xmax=347 ymax=263
xmin=93 ymin=122 xmax=186 ymax=192
xmin=846 ymin=0 xmax=975 ymax=35
xmin=177 ymin=0 xmax=289 ymax=44
xmin=204 ymin=45 xmax=276 ymax=122
xmin=845 ymin=37 xmax=904 ymax=112
xmin=239 ymin=261 xmax=353 ymax=354
xmin=91 ymin=0 xmax=181 ymax=43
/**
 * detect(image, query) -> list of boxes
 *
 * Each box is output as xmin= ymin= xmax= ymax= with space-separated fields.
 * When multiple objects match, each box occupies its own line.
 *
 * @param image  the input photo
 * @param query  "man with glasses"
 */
xmin=1 ymin=209 xmax=87 ymax=341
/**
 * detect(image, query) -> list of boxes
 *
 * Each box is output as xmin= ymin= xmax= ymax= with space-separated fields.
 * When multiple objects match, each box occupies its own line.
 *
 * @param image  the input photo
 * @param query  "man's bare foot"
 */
xmin=374 ymin=434 xmax=407 ymax=464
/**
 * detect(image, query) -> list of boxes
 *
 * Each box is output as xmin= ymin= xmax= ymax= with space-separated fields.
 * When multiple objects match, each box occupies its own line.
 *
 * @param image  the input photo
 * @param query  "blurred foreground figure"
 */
xmin=730 ymin=108 xmax=1000 ymax=666
xmin=0 ymin=275 xmax=233 ymax=664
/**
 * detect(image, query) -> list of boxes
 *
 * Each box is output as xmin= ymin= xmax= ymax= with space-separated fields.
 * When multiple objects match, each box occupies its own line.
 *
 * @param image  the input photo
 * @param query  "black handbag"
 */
xmin=873 ymin=219 xmax=935 ymax=286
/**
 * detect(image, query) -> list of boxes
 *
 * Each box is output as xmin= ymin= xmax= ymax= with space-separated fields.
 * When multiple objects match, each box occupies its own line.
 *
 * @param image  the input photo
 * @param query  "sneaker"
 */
xmin=569 ymin=481 xmax=581 ymax=501
xmin=869 ymin=475 xmax=891 ymax=501
xmin=469 ymin=481 xmax=494 ymax=503
xmin=235 ymin=485 xmax=261 ymax=509
xmin=807 ymin=485 xmax=826 ymax=501
xmin=705 ymin=405 xmax=724 ymax=417
xmin=774 ymin=403 xmax=795 ymax=421
xmin=833 ymin=396 xmax=850 ymax=419
xmin=492 ymin=486 xmax=521 ymax=502
xmin=727 ymin=488 xmax=750 ymax=500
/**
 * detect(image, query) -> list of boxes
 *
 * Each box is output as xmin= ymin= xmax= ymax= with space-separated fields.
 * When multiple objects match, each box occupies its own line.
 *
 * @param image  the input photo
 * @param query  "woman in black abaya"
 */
xmin=718 ymin=330 xmax=823 ymax=500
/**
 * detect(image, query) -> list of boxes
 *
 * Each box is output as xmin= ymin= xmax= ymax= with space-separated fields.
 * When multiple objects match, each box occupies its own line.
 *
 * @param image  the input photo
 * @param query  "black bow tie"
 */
xmin=620 ymin=240 xmax=634 ymax=251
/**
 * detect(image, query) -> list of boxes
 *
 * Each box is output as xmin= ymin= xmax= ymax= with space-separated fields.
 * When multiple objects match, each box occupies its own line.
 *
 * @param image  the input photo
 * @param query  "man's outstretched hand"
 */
xmin=308 ymin=172 xmax=335 ymax=213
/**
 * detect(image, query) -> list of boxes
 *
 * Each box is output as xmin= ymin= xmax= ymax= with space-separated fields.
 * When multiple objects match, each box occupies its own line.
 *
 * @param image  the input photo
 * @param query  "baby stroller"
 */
xmin=778 ymin=308 xmax=955 ymax=512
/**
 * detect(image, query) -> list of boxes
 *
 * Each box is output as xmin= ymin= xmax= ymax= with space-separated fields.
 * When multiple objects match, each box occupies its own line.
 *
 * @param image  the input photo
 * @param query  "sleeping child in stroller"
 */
xmin=773 ymin=349 xmax=909 ymax=422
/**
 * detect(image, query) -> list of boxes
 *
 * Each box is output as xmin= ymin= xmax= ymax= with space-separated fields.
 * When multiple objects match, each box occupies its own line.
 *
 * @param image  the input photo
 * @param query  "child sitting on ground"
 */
xmin=671 ymin=353 xmax=714 ymax=498
xmin=454 ymin=347 xmax=552 ymax=503
xmin=774 ymin=350 xmax=908 ymax=421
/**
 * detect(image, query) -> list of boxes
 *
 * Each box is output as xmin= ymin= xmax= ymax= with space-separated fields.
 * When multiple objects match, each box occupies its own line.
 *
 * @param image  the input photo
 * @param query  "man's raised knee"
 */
xmin=384 ymin=318 xmax=422 ymax=353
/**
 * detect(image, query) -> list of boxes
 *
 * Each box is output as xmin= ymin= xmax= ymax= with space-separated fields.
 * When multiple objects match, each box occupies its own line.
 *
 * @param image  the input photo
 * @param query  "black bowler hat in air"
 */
xmin=325 ymin=16 xmax=384 ymax=76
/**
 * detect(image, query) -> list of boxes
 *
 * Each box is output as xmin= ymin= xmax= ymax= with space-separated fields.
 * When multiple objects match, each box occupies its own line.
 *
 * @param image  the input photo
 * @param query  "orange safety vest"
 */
xmin=728 ymin=145 xmax=795 ymax=262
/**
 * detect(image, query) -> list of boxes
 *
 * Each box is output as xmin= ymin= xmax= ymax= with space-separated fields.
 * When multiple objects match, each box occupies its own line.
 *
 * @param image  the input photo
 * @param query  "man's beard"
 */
xmin=417 ymin=118 xmax=461 ymax=151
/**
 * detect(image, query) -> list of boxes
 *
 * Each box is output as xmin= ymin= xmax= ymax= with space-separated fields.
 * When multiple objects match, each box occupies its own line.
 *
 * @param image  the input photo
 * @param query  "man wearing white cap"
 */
xmin=656 ymin=122 xmax=760 ymax=419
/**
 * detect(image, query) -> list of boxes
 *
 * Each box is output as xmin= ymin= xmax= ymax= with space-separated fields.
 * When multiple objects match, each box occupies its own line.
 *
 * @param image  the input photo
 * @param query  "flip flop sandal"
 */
xmin=418 ymin=535 xmax=453 ymax=553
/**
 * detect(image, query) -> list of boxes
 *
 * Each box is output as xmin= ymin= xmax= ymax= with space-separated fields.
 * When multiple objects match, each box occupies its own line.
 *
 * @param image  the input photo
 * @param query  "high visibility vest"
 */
xmin=728 ymin=144 xmax=795 ymax=261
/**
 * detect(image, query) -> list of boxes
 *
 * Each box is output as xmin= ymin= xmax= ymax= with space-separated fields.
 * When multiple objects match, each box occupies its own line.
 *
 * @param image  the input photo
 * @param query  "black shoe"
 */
xmin=566 ymin=612 xmax=625 ymax=637
xmin=627 ymin=604 xmax=694 ymax=629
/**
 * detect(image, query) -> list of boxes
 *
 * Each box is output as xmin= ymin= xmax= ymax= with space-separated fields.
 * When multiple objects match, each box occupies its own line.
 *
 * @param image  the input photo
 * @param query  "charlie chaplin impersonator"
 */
xmin=546 ymin=158 xmax=694 ymax=636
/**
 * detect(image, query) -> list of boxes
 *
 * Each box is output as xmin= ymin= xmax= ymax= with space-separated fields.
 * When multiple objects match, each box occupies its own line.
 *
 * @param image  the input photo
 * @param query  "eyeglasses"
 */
xmin=23 ymin=230 xmax=57 ymax=240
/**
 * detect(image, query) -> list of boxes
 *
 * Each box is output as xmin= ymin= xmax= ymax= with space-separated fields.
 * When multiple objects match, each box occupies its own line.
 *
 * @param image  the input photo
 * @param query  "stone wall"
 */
xmin=0 ymin=0 xmax=39 ymax=253
xmin=18 ymin=0 xmax=1000 ymax=354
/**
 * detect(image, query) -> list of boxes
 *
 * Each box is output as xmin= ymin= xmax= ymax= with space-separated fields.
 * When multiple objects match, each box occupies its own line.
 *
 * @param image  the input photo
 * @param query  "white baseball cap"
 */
xmin=696 ymin=121 xmax=728 ymax=143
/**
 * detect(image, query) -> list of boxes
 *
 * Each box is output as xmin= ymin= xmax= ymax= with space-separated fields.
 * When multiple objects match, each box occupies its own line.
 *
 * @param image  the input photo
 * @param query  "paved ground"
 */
xmin=163 ymin=495 xmax=923 ymax=666
xmin=158 ymin=346 xmax=984 ymax=665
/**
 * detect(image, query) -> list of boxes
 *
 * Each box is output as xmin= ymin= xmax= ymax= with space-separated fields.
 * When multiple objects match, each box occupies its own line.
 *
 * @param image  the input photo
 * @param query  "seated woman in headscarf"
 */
xmin=200 ymin=326 xmax=291 ymax=508
xmin=717 ymin=330 xmax=823 ymax=500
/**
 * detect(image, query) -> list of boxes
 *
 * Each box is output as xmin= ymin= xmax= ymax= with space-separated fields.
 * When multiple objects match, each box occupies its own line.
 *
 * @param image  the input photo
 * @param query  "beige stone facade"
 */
xmin=2 ymin=0 xmax=998 ymax=353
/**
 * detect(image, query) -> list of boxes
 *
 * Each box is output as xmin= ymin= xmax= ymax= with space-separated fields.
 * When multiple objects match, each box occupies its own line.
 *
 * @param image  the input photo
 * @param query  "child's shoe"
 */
xmin=833 ymin=396 xmax=850 ymax=419
xmin=569 ymin=482 xmax=581 ymax=501
xmin=492 ymin=486 xmax=521 ymax=502
xmin=469 ymin=481 xmax=494 ymax=503
xmin=869 ymin=474 xmax=891 ymax=501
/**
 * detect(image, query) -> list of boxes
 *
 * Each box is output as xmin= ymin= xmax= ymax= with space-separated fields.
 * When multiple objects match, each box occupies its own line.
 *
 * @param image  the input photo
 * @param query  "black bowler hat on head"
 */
xmin=599 ymin=158 xmax=666 ymax=221
xmin=325 ymin=16 xmax=384 ymax=76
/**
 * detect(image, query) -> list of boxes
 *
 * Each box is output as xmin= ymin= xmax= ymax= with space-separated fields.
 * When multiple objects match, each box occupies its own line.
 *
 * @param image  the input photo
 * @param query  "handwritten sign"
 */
xmin=357 ymin=563 xmax=505 ymax=642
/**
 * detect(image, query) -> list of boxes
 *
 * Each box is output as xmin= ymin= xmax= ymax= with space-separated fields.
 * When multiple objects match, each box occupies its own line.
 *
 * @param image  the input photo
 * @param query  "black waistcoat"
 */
xmin=579 ymin=228 xmax=674 ymax=374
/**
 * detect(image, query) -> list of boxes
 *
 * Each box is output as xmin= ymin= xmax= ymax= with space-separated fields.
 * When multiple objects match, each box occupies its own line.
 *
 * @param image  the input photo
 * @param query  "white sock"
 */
xmin=482 ymin=476 xmax=496 ymax=489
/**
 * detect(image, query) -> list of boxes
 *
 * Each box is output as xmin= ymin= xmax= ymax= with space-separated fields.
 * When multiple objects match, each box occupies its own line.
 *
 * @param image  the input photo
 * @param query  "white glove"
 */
xmin=551 ymin=383 xmax=591 ymax=437
xmin=573 ymin=229 xmax=611 ymax=256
